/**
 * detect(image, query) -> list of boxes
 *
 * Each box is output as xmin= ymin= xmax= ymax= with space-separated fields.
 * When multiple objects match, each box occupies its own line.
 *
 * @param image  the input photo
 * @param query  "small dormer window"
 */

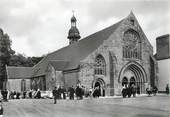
xmin=130 ymin=19 xmax=135 ymax=26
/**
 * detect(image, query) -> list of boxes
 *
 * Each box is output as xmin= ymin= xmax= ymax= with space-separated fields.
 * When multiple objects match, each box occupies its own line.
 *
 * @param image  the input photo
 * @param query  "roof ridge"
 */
xmin=80 ymin=19 xmax=124 ymax=40
xmin=7 ymin=66 xmax=32 ymax=68
xmin=49 ymin=60 xmax=70 ymax=62
xmin=35 ymin=18 xmax=124 ymax=63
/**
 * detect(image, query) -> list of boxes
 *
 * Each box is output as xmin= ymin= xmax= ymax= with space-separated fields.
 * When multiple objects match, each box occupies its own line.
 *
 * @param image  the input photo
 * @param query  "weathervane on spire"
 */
xmin=68 ymin=10 xmax=81 ymax=44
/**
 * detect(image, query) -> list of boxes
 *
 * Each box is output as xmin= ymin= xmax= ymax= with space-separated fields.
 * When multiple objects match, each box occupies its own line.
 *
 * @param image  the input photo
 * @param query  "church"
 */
xmin=6 ymin=12 xmax=157 ymax=96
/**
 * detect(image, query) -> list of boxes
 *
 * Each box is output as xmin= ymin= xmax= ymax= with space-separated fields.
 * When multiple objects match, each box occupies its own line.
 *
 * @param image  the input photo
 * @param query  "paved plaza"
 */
xmin=2 ymin=95 xmax=170 ymax=117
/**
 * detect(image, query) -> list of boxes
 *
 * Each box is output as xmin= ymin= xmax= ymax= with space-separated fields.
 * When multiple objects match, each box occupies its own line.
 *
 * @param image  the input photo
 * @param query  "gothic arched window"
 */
xmin=123 ymin=29 xmax=141 ymax=59
xmin=94 ymin=55 xmax=106 ymax=75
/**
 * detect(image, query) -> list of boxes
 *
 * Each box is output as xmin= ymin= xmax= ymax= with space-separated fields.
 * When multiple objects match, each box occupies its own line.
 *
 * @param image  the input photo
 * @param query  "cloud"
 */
xmin=0 ymin=0 xmax=169 ymax=56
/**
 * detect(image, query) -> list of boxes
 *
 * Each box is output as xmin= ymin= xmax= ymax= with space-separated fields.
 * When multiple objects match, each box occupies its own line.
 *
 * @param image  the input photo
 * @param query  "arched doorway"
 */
xmin=94 ymin=82 xmax=101 ymax=88
xmin=93 ymin=78 xmax=105 ymax=97
xmin=119 ymin=62 xmax=147 ymax=94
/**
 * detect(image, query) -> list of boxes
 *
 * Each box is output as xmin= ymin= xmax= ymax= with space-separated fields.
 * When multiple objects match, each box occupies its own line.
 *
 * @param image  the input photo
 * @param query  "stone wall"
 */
xmin=79 ymin=13 xmax=155 ymax=96
xmin=64 ymin=70 xmax=79 ymax=88
xmin=156 ymin=34 xmax=170 ymax=60
xmin=46 ymin=65 xmax=57 ymax=90
xmin=157 ymin=59 xmax=170 ymax=91
xmin=7 ymin=79 xmax=30 ymax=92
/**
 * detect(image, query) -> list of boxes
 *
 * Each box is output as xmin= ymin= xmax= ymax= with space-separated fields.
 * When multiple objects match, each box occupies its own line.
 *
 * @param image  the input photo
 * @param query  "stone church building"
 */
xmin=6 ymin=12 xmax=157 ymax=96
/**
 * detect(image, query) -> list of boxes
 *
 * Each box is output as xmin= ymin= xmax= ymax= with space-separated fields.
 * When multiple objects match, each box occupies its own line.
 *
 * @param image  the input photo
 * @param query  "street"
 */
xmin=2 ymin=95 xmax=170 ymax=117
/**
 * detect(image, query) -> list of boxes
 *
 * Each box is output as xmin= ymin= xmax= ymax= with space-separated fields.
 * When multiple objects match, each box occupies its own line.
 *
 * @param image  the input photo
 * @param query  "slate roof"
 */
xmin=6 ymin=66 xmax=33 ymax=79
xmin=49 ymin=60 xmax=69 ymax=71
xmin=33 ymin=19 xmax=124 ymax=77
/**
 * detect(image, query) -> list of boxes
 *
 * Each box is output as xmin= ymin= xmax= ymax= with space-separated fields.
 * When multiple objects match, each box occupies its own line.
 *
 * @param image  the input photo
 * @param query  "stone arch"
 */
xmin=92 ymin=78 xmax=106 ymax=96
xmin=92 ymin=78 xmax=106 ymax=88
xmin=119 ymin=61 xmax=147 ymax=93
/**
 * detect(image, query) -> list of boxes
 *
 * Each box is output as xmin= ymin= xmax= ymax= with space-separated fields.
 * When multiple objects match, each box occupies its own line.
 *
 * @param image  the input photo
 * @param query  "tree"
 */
xmin=9 ymin=54 xmax=44 ymax=67
xmin=9 ymin=53 xmax=33 ymax=67
xmin=30 ymin=56 xmax=44 ymax=65
xmin=0 ymin=28 xmax=14 ymax=90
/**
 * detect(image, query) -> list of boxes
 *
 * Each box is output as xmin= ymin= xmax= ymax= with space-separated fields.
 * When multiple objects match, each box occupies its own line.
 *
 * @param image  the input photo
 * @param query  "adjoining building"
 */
xmin=6 ymin=12 xmax=157 ymax=96
xmin=6 ymin=67 xmax=32 ymax=92
xmin=155 ymin=34 xmax=170 ymax=92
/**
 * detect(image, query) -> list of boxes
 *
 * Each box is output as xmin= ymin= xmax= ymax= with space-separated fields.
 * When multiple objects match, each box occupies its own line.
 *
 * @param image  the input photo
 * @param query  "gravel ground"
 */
xmin=2 ymin=95 xmax=170 ymax=117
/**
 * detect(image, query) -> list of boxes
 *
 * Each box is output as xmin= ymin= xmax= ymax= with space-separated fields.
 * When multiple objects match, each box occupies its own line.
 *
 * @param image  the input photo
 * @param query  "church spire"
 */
xmin=67 ymin=11 xmax=81 ymax=45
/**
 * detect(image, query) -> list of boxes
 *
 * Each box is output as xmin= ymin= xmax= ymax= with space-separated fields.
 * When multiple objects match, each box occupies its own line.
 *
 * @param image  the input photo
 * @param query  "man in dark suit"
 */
xmin=52 ymin=87 xmax=58 ymax=104
xmin=69 ymin=86 xmax=75 ymax=100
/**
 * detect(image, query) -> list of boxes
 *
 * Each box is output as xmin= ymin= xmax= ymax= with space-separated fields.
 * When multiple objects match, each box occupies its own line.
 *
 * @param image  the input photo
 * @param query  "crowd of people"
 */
xmin=146 ymin=86 xmax=158 ymax=96
xmin=52 ymin=85 xmax=90 ymax=104
xmin=121 ymin=84 xmax=139 ymax=98
xmin=8 ymin=89 xmax=42 ymax=99
xmin=0 ymin=89 xmax=42 ymax=101
xmin=0 ymin=83 xmax=169 ymax=103
xmin=52 ymin=84 xmax=106 ymax=104
xmin=0 ymin=83 xmax=169 ymax=116
xmin=0 ymin=84 xmax=102 ymax=103
xmin=121 ymin=84 xmax=162 ymax=98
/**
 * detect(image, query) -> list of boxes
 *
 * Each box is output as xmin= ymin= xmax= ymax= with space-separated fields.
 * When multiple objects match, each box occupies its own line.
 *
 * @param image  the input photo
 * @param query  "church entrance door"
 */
xmin=119 ymin=62 xmax=147 ymax=94
xmin=93 ymin=78 xmax=105 ymax=96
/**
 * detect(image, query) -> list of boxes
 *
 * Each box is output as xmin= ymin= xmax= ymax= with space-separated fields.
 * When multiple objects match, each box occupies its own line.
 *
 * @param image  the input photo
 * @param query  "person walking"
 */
xmin=29 ymin=89 xmax=32 ymax=98
xmin=137 ymin=86 xmax=140 ymax=95
xmin=63 ymin=87 xmax=66 ymax=100
xmin=4 ymin=89 xmax=8 ymax=101
xmin=13 ymin=91 xmax=16 ymax=99
xmin=23 ymin=91 xmax=27 ymax=99
xmin=76 ymin=85 xmax=80 ymax=100
xmin=166 ymin=84 xmax=169 ymax=95
xmin=152 ymin=86 xmax=158 ymax=96
xmin=127 ymin=85 xmax=132 ymax=98
xmin=122 ymin=85 xmax=127 ymax=98
xmin=35 ymin=89 xmax=41 ymax=99
xmin=69 ymin=86 xmax=75 ymax=100
xmin=16 ymin=91 xmax=20 ymax=99
xmin=58 ymin=86 xmax=62 ymax=99
xmin=52 ymin=87 xmax=58 ymax=104
xmin=146 ymin=85 xmax=152 ymax=96
xmin=132 ymin=84 xmax=136 ymax=97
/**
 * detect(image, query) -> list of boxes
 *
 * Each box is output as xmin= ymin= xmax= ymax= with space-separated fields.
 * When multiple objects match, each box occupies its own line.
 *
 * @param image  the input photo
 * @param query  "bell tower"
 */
xmin=67 ymin=12 xmax=81 ymax=45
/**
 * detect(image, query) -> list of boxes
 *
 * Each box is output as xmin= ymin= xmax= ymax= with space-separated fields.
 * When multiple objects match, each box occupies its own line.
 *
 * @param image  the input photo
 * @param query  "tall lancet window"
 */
xmin=94 ymin=55 xmax=106 ymax=75
xmin=123 ymin=29 xmax=141 ymax=59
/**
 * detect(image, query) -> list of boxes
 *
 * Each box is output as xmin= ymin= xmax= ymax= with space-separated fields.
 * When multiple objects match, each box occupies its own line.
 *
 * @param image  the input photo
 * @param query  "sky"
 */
xmin=0 ymin=0 xmax=169 ymax=57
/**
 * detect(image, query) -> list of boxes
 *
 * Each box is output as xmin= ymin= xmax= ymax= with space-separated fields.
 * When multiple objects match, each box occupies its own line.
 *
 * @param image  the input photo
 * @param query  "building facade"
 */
xmin=156 ymin=34 xmax=170 ymax=92
xmin=6 ymin=12 xmax=157 ymax=96
xmin=6 ymin=67 xmax=32 ymax=92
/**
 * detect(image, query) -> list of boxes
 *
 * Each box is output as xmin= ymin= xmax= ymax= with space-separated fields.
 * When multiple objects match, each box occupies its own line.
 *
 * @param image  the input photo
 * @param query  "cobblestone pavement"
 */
xmin=2 ymin=95 xmax=170 ymax=117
